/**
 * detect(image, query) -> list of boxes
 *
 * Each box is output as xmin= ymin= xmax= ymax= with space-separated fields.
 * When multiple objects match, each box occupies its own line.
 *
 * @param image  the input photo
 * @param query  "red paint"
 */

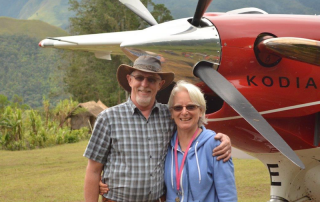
xmin=200 ymin=13 xmax=320 ymax=153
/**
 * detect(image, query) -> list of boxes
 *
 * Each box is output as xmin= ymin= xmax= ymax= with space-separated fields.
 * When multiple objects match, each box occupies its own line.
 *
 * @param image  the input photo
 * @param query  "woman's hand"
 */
xmin=99 ymin=178 xmax=109 ymax=195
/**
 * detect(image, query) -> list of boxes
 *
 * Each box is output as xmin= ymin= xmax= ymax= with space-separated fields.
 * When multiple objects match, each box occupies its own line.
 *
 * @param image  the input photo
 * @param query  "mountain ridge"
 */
xmin=0 ymin=0 xmax=74 ymax=29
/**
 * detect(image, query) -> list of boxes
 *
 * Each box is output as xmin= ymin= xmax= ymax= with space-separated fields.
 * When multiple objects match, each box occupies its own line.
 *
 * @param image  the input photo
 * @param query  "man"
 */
xmin=84 ymin=55 xmax=231 ymax=202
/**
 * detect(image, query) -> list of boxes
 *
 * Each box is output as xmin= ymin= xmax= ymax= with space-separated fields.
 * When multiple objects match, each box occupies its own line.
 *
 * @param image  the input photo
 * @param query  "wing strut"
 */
xmin=193 ymin=61 xmax=305 ymax=169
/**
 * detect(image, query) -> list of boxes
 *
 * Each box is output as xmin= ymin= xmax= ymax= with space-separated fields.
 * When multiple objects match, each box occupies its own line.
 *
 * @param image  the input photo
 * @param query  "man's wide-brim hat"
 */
xmin=117 ymin=55 xmax=175 ymax=92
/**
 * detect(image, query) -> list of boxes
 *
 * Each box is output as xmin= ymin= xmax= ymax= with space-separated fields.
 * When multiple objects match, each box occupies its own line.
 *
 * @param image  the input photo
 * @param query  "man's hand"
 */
xmin=213 ymin=133 xmax=232 ymax=162
xmin=99 ymin=178 xmax=109 ymax=195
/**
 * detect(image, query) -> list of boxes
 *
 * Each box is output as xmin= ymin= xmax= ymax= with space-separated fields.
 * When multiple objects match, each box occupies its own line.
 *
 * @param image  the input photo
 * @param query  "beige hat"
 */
xmin=117 ymin=55 xmax=175 ymax=92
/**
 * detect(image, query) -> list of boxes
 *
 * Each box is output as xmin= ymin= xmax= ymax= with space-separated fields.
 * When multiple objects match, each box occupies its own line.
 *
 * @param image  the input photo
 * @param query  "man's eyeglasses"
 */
xmin=171 ymin=104 xmax=199 ymax=112
xmin=130 ymin=74 xmax=161 ymax=84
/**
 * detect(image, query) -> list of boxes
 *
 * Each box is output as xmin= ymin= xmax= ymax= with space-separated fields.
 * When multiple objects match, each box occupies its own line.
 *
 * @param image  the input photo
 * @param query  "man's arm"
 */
xmin=84 ymin=159 xmax=104 ymax=202
xmin=213 ymin=133 xmax=232 ymax=162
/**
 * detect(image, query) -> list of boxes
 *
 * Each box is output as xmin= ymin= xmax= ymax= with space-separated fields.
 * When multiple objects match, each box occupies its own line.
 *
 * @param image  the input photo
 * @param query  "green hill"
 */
xmin=0 ymin=17 xmax=68 ymax=40
xmin=0 ymin=18 xmax=69 ymax=108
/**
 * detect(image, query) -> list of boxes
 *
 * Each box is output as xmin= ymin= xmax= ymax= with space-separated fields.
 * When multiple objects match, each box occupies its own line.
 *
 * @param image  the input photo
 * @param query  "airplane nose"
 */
xmin=193 ymin=60 xmax=305 ymax=169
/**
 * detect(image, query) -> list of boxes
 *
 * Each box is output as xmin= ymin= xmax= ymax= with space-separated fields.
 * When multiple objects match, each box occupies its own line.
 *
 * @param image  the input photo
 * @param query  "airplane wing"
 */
xmin=39 ymin=0 xmax=157 ymax=60
xmin=39 ymin=30 xmax=141 ymax=60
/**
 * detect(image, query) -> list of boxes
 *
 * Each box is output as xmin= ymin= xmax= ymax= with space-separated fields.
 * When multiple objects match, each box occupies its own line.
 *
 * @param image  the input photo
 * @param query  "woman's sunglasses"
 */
xmin=171 ymin=104 xmax=199 ymax=112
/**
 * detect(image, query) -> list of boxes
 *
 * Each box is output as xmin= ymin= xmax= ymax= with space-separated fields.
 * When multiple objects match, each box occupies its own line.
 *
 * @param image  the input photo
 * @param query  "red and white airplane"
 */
xmin=39 ymin=0 xmax=320 ymax=201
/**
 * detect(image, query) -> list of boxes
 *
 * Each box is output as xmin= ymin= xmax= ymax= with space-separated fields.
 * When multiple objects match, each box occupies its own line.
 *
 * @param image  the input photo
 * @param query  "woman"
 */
xmin=165 ymin=80 xmax=237 ymax=202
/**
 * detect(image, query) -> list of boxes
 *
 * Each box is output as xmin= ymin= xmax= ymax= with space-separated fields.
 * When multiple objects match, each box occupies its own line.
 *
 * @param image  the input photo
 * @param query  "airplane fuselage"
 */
xmin=200 ymin=14 xmax=320 ymax=153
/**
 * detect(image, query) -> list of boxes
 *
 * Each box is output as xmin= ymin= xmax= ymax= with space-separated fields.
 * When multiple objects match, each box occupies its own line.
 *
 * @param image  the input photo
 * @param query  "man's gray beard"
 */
xmin=136 ymin=96 xmax=152 ymax=107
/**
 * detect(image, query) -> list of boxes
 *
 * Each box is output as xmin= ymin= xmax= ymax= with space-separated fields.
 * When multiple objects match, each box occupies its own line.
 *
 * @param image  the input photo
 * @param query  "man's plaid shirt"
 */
xmin=84 ymin=98 xmax=175 ymax=202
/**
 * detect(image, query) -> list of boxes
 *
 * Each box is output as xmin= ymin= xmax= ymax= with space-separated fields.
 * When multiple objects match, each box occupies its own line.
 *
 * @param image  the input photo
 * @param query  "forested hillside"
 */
xmin=0 ymin=17 xmax=68 ymax=108
xmin=0 ymin=1 xmax=173 ymax=109
xmin=0 ymin=35 xmax=66 ymax=108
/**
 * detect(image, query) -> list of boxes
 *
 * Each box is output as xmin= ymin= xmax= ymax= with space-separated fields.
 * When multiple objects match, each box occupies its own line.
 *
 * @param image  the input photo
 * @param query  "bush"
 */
xmin=0 ymin=98 xmax=90 ymax=151
xmin=64 ymin=131 xmax=79 ymax=143
xmin=0 ymin=106 xmax=23 ymax=149
xmin=56 ymin=133 xmax=64 ymax=145
xmin=6 ymin=140 xmax=26 ymax=151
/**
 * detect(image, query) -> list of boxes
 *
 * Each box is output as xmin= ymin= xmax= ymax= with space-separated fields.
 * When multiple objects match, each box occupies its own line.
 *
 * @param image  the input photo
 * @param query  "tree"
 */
xmin=151 ymin=3 xmax=174 ymax=22
xmin=63 ymin=0 xmax=173 ymax=107
xmin=0 ymin=94 xmax=9 ymax=110
xmin=0 ymin=34 xmax=67 ymax=108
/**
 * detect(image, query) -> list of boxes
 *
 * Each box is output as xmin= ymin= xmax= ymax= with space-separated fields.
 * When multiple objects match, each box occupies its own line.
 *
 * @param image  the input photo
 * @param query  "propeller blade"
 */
xmin=119 ymin=0 xmax=158 ymax=26
xmin=258 ymin=37 xmax=320 ymax=66
xmin=193 ymin=61 xmax=305 ymax=169
xmin=191 ymin=0 xmax=213 ymax=27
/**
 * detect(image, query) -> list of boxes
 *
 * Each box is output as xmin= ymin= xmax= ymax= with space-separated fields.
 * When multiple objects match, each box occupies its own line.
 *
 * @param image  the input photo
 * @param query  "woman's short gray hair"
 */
xmin=168 ymin=80 xmax=207 ymax=127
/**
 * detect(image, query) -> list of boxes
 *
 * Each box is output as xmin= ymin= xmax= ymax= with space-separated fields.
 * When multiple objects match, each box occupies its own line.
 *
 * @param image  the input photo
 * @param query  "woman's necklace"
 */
xmin=174 ymin=128 xmax=199 ymax=202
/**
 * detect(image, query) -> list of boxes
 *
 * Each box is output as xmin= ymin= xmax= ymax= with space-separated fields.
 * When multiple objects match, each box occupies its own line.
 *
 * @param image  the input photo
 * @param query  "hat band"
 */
xmin=133 ymin=64 xmax=161 ymax=73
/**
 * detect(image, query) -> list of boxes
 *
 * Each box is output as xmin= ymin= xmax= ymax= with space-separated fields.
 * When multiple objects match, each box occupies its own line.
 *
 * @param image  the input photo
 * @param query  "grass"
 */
xmin=0 ymin=141 xmax=89 ymax=202
xmin=234 ymin=158 xmax=270 ymax=202
xmin=0 ymin=141 xmax=270 ymax=202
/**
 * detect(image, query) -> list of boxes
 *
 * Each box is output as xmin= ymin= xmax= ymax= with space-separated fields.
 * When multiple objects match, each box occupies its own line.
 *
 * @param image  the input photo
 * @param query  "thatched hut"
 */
xmin=68 ymin=100 xmax=107 ymax=131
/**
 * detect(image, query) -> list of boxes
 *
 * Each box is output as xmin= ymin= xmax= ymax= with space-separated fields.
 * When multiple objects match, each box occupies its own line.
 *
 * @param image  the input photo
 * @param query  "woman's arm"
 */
xmin=213 ymin=151 xmax=238 ymax=201
xmin=84 ymin=159 xmax=104 ymax=202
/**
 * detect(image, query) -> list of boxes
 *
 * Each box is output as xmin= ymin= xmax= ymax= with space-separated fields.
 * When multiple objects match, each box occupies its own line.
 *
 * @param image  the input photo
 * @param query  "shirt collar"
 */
xmin=127 ymin=97 xmax=160 ymax=115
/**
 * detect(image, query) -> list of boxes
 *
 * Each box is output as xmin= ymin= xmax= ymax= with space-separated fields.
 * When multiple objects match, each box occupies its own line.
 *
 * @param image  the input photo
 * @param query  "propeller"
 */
xmin=191 ymin=0 xmax=213 ymax=27
xmin=193 ymin=61 xmax=305 ymax=169
xmin=257 ymin=37 xmax=320 ymax=67
xmin=119 ymin=0 xmax=158 ymax=26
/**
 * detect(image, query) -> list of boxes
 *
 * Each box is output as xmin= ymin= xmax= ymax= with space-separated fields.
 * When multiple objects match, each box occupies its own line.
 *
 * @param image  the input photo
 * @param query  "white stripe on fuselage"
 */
xmin=207 ymin=100 xmax=320 ymax=122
